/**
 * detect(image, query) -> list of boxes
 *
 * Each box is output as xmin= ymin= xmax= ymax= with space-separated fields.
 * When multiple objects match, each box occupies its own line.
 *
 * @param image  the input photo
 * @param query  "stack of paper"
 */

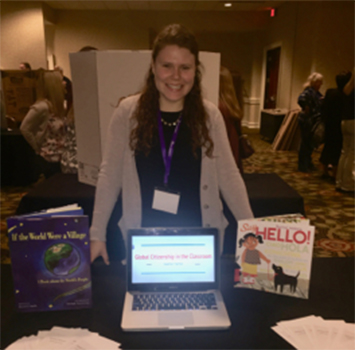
xmin=5 ymin=327 xmax=121 ymax=349
xmin=272 ymin=315 xmax=355 ymax=349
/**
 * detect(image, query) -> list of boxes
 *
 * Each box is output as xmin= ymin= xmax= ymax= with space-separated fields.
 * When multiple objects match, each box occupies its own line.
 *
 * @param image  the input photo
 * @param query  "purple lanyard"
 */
xmin=157 ymin=111 xmax=182 ymax=186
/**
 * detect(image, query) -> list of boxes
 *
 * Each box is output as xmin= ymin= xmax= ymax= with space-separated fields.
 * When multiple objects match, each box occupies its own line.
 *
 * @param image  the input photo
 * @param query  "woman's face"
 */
xmin=152 ymin=45 xmax=196 ymax=111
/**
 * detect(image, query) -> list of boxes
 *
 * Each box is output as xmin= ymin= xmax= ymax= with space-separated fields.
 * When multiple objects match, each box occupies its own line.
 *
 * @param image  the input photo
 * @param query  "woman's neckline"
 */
xmin=160 ymin=110 xmax=182 ymax=114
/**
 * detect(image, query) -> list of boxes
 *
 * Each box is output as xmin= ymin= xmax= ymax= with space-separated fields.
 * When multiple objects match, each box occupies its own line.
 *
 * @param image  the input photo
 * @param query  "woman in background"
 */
xmin=336 ymin=69 xmax=354 ymax=192
xmin=218 ymin=66 xmax=244 ymax=173
xmin=60 ymin=106 xmax=78 ymax=174
xmin=90 ymin=24 xmax=253 ymax=265
xmin=19 ymin=62 xmax=31 ymax=71
xmin=319 ymin=72 xmax=350 ymax=180
xmin=297 ymin=72 xmax=323 ymax=173
xmin=60 ymin=46 xmax=98 ymax=174
xmin=20 ymin=70 xmax=66 ymax=178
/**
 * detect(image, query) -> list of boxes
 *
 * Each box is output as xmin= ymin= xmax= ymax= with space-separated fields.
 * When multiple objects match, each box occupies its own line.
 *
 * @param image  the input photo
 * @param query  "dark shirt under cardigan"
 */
xmin=135 ymin=111 xmax=202 ymax=228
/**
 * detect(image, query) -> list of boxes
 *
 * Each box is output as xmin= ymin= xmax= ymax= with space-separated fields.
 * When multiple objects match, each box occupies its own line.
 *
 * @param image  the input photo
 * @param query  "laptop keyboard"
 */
xmin=132 ymin=292 xmax=218 ymax=311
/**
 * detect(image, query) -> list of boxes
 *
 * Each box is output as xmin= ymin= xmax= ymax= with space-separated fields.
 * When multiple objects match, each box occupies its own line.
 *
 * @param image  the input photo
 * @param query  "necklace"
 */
xmin=160 ymin=112 xmax=182 ymax=127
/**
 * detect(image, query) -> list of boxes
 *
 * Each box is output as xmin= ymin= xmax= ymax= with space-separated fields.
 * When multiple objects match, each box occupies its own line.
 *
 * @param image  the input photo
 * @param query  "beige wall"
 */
xmin=53 ymin=10 xmax=150 ymax=77
xmin=1 ymin=1 xmax=354 ymax=126
xmin=289 ymin=1 xmax=354 ymax=109
xmin=261 ymin=1 xmax=354 ymax=111
xmin=53 ymin=9 xmax=270 ymax=83
xmin=1 ymin=1 xmax=47 ymax=69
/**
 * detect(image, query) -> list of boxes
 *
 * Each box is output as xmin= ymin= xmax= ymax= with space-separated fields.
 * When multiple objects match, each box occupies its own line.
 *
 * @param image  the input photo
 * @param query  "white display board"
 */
xmin=70 ymin=50 xmax=220 ymax=186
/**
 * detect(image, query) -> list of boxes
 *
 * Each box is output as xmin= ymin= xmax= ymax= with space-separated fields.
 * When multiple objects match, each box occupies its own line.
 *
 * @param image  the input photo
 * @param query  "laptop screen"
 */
xmin=127 ymin=228 xmax=219 ymax=291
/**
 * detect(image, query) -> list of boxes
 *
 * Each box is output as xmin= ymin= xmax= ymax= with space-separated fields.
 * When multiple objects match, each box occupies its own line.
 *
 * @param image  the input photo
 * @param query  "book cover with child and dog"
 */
xmin=234 ymin=215 xmax=315 ymax=299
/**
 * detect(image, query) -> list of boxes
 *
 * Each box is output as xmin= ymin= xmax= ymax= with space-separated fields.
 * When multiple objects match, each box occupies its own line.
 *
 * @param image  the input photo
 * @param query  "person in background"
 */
xmin=89 ymin=23 xmax=254 ymax=265
xmin=79 ymin=46 xmax=98 ymax=52
xmin=218 ymin=66 xmax=244 ymax=173
xmin=59 ymin=46 xmax=98 ymax=174
xmin=319 ymin=72 xmax=350 ymax=180
xmin=219 ymin=66 xmax=247 ymax=254
xmin=54 ymin=66 xmax=73 ymax=113
xmin=20 ymin=70 xmax=66 ymax=179
xmin=336 ymin=69 xmax=354 ymax=193
xmin=60 ymin=106 xmax=78 ymax=174
xmin=297 ymin=72 xmax=323 ymax=173
xmin=19 ymin=62 xmax=31 ymax=71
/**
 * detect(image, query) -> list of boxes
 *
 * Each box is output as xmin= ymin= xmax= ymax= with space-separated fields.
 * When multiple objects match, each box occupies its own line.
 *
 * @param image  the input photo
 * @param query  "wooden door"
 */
xmin=263 ymin=47 xmax=281 ymax=109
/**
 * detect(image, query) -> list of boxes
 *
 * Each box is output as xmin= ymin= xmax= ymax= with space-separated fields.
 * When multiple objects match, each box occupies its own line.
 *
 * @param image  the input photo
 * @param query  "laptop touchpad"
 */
xmin=158 ymin=312 xmax=194 ymax=326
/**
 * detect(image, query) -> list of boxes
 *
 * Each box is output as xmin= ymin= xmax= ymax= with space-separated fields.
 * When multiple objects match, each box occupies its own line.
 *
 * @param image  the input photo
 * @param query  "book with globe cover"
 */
xmin=7 ymin=205 xmax=92 ymax=312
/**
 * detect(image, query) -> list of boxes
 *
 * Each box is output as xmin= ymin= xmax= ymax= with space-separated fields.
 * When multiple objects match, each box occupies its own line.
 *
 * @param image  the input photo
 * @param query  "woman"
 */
xmin=218 ymin=66 xmax=244 ymax=173
xmin=336 ymin=69 xmax=354 ymax=192
xmin=20 ymin=70 xmax=66 ymax=178
xmin=319 ymin=72 xmax=350 ymax=179
xmin=297 ymin=72 xmax=323 ymax=173
xmin=60 ymin=106 xmax=78 ymax=174
xmin=90 ymin=24 xmax=254 ymax=265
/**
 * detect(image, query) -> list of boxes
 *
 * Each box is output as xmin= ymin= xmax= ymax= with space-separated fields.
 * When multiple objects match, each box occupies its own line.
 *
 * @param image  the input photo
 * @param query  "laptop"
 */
xmin=121 ymin=227 xmax=231 ymax=331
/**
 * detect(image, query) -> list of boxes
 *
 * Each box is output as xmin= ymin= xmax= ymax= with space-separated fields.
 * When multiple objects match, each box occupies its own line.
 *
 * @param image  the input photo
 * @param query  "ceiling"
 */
xmin=40 ymin=1 xmax=284 ymax=12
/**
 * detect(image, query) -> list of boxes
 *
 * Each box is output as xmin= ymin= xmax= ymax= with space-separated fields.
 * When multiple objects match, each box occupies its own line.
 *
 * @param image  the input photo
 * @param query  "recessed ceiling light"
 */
xmin=224 ymin=3 xmax=232 ymax=8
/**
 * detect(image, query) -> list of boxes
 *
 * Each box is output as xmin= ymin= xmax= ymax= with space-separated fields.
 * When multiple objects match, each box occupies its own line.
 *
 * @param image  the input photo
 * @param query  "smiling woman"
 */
xmin=89 ymin=24 xmax=254 ymax=265
xmin=152 ymin=45 xmax=196 ymax=112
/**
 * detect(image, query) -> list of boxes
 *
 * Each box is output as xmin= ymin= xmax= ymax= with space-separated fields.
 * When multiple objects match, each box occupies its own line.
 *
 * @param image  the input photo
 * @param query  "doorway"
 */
xmin=263 ymin=47 xmax=281 ymax=109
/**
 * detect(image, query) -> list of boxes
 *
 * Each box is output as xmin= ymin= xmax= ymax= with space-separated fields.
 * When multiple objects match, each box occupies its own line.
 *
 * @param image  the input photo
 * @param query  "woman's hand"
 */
xmin=90 ymin=240 xmax=110 ymax=265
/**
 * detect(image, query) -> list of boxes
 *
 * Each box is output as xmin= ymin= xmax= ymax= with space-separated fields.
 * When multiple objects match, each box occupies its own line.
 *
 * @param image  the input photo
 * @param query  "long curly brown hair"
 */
xmin=129 ymin=24 xmax=214 ymax=157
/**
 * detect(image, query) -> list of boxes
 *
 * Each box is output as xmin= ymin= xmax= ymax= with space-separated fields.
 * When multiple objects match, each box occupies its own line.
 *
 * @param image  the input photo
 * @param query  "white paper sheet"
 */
xmin=5 ymin=327 xmax=121 ymax=350
xmin=272 ymin=315 xmax=354 ymax=350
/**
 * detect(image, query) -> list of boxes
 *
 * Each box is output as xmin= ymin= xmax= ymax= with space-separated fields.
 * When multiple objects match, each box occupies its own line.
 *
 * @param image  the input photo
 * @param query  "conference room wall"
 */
xmin=288 ymin=1 xmax=354 ymax=110
xmin=262 ymin=1 xmax=354 ymax=111
xmin=52 ymin=10 xmax=266 ymax=96
xmin=1 ymin=2 xmax=353 ymax=123
xmin=0 ymin=1 xmax=47 ymax=70
xmin=52 ymin=3 xmax=353 ymax=121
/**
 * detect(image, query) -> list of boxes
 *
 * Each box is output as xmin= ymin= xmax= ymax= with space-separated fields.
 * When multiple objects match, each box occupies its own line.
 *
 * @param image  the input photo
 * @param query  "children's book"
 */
xmin=234 ymin=215 xmax=315 ymax=299
xmin=7 ymin=204 xmax=92 ymax=312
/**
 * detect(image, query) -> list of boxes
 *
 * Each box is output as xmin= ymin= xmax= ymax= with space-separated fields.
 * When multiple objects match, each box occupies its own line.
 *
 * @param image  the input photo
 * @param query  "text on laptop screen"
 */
xmin=131 ymin=235 xmax=215 ymax=284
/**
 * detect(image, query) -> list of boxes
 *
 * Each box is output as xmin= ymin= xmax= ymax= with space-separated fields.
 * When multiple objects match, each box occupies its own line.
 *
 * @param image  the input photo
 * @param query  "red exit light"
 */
xmin=270 ymin=8 xmax=276 ymax=17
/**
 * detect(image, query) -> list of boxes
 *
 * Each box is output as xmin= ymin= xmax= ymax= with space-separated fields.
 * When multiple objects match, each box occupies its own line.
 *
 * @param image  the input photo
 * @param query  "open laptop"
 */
xmin=121 ymin=227 xmax=231 ymax=331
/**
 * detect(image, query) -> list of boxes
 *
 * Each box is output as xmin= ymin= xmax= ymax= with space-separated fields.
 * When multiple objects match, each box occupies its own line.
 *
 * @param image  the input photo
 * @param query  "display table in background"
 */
xmin=260 ymin=109 xmax=288 ymax=143
xmin=1 ymin=129 xmax=40 ymax=187
xmin=1 ymin=257 xmax=354 ymax=349
xmin=16 ymin=173 xmax=125 ymax=261
xmin=244 ymin=173 xmax=304 ymax=217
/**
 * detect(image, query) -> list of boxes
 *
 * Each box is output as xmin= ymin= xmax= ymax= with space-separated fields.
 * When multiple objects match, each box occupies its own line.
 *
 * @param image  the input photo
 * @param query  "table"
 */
xmin=16 ymin=173 xmax=125 ymax=261
xmin=260 ymin=109 xmax=288 ymax=143
xmin=16 ymin=173 xmax=304 ymax=219
xmin=1 ymin=257 xmax=354 ymax=349
xmin=223 ymin=173 xmax=304 ymax=253
xmin=244 ymin=173 xmax=304 ymax=217
xmin=16 ymin=173 xmax=305 ymax=259
xmin=1 ymin=129 xmax=40 ymax=186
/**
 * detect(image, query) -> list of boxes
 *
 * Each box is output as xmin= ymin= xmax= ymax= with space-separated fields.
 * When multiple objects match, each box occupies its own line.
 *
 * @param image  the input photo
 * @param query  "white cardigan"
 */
xmin=90 ymin=94 xmax=254 ymax=251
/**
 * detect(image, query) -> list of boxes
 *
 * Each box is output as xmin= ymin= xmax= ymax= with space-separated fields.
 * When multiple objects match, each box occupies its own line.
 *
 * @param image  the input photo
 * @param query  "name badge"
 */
xmin=152 ymin=187 xmax=180 ymax=214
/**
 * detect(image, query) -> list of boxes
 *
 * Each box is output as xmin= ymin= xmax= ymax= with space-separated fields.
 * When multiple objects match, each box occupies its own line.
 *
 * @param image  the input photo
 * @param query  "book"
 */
xmin=7 ymin=205 xmax=92 ymax=312
xmin=234 ymin=215 xmax=315 ymax=299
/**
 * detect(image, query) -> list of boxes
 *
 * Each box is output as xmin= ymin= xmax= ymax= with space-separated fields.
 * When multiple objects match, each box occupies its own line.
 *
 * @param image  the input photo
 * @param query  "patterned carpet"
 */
xmin=243 ymin=131 xmax=354 ymax=258
xmin=1 ymin=130 xmax=354 ymax=263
